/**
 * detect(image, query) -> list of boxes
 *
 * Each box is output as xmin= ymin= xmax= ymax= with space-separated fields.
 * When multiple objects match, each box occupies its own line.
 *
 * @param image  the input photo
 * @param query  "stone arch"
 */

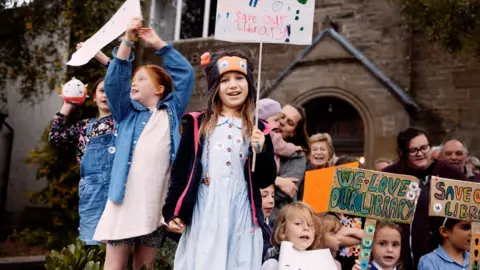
xmin=291 ymin=87 xmax=375 ymax=167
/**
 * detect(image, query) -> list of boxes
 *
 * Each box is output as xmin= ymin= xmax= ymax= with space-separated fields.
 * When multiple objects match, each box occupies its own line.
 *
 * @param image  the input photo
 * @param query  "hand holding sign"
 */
xmin=125 ymin=17 xmax=142 ymax=42
xmin=67 ymin=0 xmax=142 ymax=66
xmin=138 ymin=28 xmax=168 ymax=50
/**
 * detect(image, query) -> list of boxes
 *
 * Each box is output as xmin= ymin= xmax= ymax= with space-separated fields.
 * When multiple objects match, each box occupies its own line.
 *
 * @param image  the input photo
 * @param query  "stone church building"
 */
xmin=3 ymin=0 xmax=480 ymax=218
xmin=143 ymin=0 xmax=480 ymax=168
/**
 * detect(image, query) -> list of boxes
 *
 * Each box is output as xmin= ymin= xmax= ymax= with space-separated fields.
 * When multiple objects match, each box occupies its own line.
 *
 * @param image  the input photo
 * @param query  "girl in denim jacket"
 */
xmin=92 ymin=18 xmax=194 ymax=270
xmin=49 ymin=45 xmax=114 ymax=246
xmin=163 ymin=50 xmax=277 ymax=270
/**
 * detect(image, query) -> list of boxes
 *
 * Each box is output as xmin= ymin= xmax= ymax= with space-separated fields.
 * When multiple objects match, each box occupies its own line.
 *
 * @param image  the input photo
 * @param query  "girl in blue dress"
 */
xmin=163 ymin=50 xmax=277 ymax=270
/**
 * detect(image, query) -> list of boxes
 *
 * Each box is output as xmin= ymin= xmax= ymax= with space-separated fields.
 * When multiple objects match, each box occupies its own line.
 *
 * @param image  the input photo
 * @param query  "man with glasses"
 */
xmin=440 ymin=138 xmax=478 ymax=181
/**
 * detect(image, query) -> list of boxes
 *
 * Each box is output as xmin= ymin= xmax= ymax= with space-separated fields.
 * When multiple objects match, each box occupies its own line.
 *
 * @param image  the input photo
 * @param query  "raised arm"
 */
xmin=103 ymin=17 xmax=141 ymax=122
xmin=49 ymin=103 xmax=83 ymax=145
xmin=76 ymin=42 xmax=111 ymax=66
xmin=138 ymin=28 xmax=194 ymax=117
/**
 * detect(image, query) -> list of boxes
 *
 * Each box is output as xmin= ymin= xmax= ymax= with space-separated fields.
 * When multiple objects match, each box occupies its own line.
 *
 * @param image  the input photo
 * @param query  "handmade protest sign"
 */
xmin=471 ymin=222 xmax=480 ymax=270
xmin=429 ymin=177 xmax=480 ymax=270
xmin=429 ymin=176 xmax=480 ymax=221
xmin=329 ymin=167 xmax=421 ymax=224
xmin=278 ymin=241 xmax=337 ymax=269
xmin=67 ymin=0 xmax=142 ymax=66
xmin=215 ymin=0 xmax=315 ymax=45
xmin=328 ymin=168 xmax=421 ymax=270
xmin=303 ymin=162 xmax=359 ymax=213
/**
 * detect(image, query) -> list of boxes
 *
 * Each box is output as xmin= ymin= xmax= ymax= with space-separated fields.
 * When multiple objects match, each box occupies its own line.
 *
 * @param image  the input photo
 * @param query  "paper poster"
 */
xmin=67 ymin=0 xmax=142 ymax=66
xmin=329 ymin=168 xmax=421 ymax=224
xmin=278 ymin=241 xmax=337 ymax=270
xmin=303 ymin=162 xmax=358 ymax=213
xmin=470 ymin=222 xmax=480 ymax=270
xmin=214 ymin=0 xmax=315 ymax=45
xmin=429 ymin=176 xmax=480 ymax=221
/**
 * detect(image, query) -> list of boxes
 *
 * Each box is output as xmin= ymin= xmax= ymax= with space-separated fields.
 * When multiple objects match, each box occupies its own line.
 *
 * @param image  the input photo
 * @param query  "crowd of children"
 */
xmin=49 ymin=16 xmax=474 ymax=270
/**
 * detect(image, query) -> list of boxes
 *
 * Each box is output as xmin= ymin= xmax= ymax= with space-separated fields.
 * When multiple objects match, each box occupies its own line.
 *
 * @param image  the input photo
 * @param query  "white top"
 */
xmin=94 ymin=109 xmax=171 ymax=240
xmin=261 ymin=259 xmax=278 ymax=270
xmin=372 ymin=261 xmax=397 ymax=270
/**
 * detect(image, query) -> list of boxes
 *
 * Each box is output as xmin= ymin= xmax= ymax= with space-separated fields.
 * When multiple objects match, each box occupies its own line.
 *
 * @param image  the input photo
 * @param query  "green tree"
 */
xmin=1 ymin=0 xmax=141 ymax=248
xmin=397 ymin=0 xmax=480 ymax=55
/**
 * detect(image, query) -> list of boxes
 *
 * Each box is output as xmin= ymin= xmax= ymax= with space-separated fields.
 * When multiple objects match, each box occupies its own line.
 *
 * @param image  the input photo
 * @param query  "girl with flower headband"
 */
xmin=162 ymin=50 xmax=277 ymax=269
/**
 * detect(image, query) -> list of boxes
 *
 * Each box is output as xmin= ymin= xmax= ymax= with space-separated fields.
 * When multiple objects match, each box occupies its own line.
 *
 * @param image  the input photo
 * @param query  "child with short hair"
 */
xmin=418 ymin=218 xmax=471 ymax=270
xmin=262 ymin=202 xmax=322 ymax=269
xmin=317 ymin=214 xmax=342 ymax=270
xmin=353 ymin=221 xmax=403 ymax=270
xmin=261 ymin=184 xmax=275 ymax=261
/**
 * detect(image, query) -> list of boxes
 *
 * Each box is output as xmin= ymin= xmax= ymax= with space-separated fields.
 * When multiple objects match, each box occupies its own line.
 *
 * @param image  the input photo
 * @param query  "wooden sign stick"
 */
xmin=252 ymin=42 xmax=263 ymax=172
xmin=470 ymin=222 xmax=480 ymax=270
xmin=358 ymin=218 xmax=377 ymax=270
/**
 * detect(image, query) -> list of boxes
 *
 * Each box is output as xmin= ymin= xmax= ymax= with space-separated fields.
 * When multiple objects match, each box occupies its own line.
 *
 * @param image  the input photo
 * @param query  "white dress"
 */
xmin=94 ymin=109 xmax=171 ymax=241
xmin=173 ymin=117 xmax=263 ymax=270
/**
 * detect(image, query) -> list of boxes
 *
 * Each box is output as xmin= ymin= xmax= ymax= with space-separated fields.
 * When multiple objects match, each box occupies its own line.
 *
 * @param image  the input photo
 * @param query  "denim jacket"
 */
xmin=104 ymin=45 xmax=194 ymax=204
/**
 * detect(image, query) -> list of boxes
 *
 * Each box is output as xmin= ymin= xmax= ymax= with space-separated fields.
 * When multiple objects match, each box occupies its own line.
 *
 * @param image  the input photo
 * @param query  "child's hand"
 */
xmin=167 ymin=218 xmax=185 ymax=234
xmin=76 ymin=42 xmax=83 ymax=50
xmin=251 ymin=129 xmax=265 ymax=153
xmin=138 ymin=28 xmax=168 ymax=50
xmin=125 ymin=17 xmax=142 ymax=42
xmin=352 ymin=259 xmax=370 ymax=270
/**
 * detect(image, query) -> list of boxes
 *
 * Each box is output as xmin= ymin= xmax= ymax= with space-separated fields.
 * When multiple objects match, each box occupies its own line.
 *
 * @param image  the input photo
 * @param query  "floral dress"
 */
xmin=49 ymin=112 xmax=115 ymax=162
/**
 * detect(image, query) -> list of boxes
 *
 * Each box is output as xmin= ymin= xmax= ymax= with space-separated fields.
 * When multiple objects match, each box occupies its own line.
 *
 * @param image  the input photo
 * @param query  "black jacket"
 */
xmin=162 ymin=112 xmax=277 ymax=229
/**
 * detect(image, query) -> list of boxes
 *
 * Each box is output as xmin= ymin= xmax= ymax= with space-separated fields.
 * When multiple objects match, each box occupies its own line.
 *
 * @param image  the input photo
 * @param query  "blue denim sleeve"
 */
xmin=104 ymin=47 xmax=135 ymax=122
xmin=155 ymin=45 xmax=195 ymax=118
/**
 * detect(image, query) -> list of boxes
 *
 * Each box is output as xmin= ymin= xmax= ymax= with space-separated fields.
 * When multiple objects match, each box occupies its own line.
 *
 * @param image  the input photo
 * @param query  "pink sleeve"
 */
xmin=270 ymin=132 xmax=298 ymax=157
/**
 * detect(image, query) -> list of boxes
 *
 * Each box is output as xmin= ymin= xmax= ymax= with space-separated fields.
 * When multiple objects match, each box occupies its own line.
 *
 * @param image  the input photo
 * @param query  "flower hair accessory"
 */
xmin=201 ymin=52 xmax=211 ymax=67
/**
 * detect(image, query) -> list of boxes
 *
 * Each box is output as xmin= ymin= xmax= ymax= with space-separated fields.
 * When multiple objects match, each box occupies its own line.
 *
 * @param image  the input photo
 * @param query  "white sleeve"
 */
xmin=261 ymin=259 xmax=279 ymax=270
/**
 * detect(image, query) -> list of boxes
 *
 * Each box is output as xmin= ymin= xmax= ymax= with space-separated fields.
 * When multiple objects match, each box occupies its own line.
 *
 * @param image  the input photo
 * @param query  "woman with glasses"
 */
xmin=382 ymin=127 xmax=466 ymax=270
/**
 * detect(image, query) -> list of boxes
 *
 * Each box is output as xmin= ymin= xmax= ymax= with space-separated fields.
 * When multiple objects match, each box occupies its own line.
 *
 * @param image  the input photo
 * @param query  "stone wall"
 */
xmin=143 ymin=0 xmax=480 ymax=159
xmin=410 ymin=32 xmax=480 ymax=156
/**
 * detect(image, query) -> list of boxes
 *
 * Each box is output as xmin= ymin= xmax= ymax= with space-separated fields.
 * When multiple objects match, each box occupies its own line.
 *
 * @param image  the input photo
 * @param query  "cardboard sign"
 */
xmin=303 ymin=162 xmax=359 ymax=213
xmin=278 ymin=241 xmax=337 ymax=270
xmin=329 ymin=168 xmax=421 ymax=224
xmin=67 ymin=0 xmax=142 ymax=66
xmin=214 ymin=0 xmax=315 ymax=45
xmin=429 ymin=176 xmax=480 ymax=221
xmin=471 ymin=222 xmax=480 ymax=270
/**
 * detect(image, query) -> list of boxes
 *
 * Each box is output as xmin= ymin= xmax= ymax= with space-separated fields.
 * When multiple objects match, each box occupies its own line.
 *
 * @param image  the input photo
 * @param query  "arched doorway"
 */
xmin=303 ymin=97 xmax=364 ymax=158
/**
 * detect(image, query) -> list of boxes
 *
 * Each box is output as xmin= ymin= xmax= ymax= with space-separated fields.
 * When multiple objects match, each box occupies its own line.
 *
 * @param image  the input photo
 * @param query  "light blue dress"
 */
xmin=174 ymin=117 xmax=263 ymax=270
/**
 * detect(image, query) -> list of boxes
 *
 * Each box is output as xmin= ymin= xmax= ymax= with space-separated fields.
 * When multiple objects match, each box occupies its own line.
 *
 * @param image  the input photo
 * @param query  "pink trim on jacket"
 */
xmin=173 ymin=112 xmax=201 ymax=217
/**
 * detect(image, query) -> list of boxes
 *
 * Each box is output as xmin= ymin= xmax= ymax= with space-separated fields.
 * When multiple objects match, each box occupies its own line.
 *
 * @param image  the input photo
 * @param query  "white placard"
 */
xmin=67 ymin=0 xmax=142 ymax=66
xmin=214 ymin=0 xmax=315 ymax=45
xmin=278 ymin=241 xmax=337 ymax=270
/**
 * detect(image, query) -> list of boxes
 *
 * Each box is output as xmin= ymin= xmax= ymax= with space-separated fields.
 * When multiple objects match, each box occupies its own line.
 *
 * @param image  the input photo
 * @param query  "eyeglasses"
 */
xmin=408 ymin=144 xmax=430 ymax=156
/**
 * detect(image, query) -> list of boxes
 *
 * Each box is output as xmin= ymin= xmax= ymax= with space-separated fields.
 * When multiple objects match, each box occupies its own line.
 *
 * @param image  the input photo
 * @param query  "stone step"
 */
xmin=0 ymin=255 xmax=45 ymax=270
